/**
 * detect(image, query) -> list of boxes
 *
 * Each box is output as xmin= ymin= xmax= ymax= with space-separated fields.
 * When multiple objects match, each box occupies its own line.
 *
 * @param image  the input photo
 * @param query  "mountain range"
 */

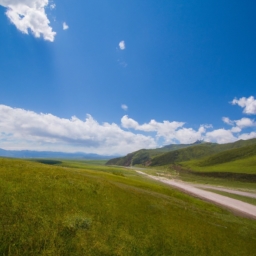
xmin=0 ymin=148 xmax=116 ymax=160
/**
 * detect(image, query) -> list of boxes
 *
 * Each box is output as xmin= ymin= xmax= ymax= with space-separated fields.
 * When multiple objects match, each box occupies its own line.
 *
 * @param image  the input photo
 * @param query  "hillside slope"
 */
xmin=194 ymin=143 xmax=256 ymax=167
xmin=106 ymin=141 xmax=204 ymax=166
xmin=180 ymin=144 xmax=256 ymax=175
xmin=150 ymin=138 xmax=256 ymax=166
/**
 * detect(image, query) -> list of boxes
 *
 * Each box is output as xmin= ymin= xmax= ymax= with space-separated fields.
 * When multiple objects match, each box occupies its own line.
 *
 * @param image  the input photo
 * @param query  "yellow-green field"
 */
xmin=1 ymin=158 xmax=256 ymax=255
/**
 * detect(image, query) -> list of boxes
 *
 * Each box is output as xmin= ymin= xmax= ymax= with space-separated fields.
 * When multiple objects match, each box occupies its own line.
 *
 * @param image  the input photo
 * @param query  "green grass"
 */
xmin=182 ymin=155 xmax=256 ymax=174
xmin=31 ymin=159 xmax=108 ymax=166
xmin=1 ymin=158 xmax=256 ymax=255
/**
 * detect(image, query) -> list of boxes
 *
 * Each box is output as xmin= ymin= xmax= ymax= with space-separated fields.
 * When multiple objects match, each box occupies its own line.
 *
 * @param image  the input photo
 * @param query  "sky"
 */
xmin=0 ymin=0 xmax=256 ymax=155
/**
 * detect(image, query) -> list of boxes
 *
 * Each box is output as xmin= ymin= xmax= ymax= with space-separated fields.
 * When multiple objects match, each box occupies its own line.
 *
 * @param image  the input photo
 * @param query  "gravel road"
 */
xmin=136 ymin=170 xmax=256 ymax=219
xmin=194 ymin=184 xmax=256 ymax=198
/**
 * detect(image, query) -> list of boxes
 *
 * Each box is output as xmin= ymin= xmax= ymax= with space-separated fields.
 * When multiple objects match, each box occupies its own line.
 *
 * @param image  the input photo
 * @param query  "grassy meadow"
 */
xmin=181 ymin=155 xmax=256 ymax=174
xmin=1 ymin=158 xmax=256 ymax=255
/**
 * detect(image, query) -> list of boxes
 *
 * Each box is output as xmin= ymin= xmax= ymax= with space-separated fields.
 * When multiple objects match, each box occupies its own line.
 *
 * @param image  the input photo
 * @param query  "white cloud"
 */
xmin=217 ymin=115 xmax=256 ymax=141
xmin=0 ymin=0 xmax=56 ymax=42
xmin=1 ymin=96 xmax=256 ymax=155
xmin=222 ymin=117 xmax=234 ymax=125
xmin=119 ymin=40 xmax=125 ymax=50
xmin=49 ymin=3 xmax=55 ymax=9
xmin=205 ymin=129 xmax=237 ymax=144
xmin=121 ymin=104 xmax=128 ymax=111
xmin=232 ymin=96 xmax=256 ymax=115
xmin=235 ymin=117 xmax=255 ymax=128
xmin=231 ymin=127 xmax=241 ymax=133
xmin=121 ymin=115 xmax=138 ymax=129
xmin=0 ymin=104 xmax=156 ymax=155
xmin=62 ymin=22 xmax=68 ymax=30
xmin=222 ymin=116 xmax=255 ymax=131
xmin=238 ymin=132 xmax=256 ymax=141
xmin=121 ymin=113 xmax=256 ymax=145
xmin=121 ymin=115 xmax=205 ymax=144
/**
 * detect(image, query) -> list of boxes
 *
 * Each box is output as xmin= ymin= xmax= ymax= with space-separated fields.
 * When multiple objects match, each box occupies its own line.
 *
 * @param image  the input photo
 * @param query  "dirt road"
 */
xmin=136 ymin=170 xmax=256 ymax=219
xmin=194 ymin=184 xmax=256 ymax=198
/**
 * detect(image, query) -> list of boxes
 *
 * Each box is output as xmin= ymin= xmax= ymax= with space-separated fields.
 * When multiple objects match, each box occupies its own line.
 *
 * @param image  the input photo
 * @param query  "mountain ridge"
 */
xmin=106 ymin=138 xmax=256 ymax=167
xmin=0 ymin=148 xmax=116 ymax=160
xmin=106 ymin=140 xmax=209 ymax=166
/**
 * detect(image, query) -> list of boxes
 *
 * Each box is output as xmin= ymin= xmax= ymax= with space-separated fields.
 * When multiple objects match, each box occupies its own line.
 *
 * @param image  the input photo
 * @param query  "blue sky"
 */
xmin=0 ymin=0 xmax=256 ymax=155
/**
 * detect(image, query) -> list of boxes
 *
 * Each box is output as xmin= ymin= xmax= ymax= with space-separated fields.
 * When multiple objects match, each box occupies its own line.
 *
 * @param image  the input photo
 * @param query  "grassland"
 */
xmin=1 ymin=157 xmax=256 ymax=255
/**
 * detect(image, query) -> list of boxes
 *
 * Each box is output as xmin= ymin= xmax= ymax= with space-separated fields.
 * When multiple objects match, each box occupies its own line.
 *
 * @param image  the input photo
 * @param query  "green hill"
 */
xmin=194 ymin=144 xmax=256 ymax=167
xmin=106 ymin=141 xmax=204 ymax=166
xmin=150 ymin=138 xmax=256 ymax=166
xmin=180 ymin=144 xmax=256 ymax=176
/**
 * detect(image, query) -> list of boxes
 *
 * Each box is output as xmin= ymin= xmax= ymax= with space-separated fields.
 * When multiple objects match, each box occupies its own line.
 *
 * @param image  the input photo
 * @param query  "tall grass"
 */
xmin=1 ymin=158 xmax=256 ymax=255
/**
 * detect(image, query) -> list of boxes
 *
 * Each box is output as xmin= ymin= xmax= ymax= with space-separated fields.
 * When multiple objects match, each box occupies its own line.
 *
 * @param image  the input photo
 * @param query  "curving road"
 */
xmin=135 ymin=170 xmax=256 ymax=219
xmin=194 ymin=184 xmax=256 ymax=199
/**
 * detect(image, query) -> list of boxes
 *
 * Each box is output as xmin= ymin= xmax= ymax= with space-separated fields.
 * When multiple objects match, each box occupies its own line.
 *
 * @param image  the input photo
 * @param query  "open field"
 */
xmin=1 ymin=158 xmax=256 ymax=255
xmin=30 ymin=159 xmax=108 ymax=167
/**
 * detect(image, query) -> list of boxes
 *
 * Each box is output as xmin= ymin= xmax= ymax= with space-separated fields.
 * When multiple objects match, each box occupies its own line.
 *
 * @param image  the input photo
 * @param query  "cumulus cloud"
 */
xmin=0 ymin=105 xmax=156 ymax=155
xmin=119 ymin=40 xmax=125 ymax=50
xmin=205 ymin=129 xmax=237 ymax=144
xmin=231 ymin=127 xmax=241 ymax=133
xmin=121 ymin=115 xmax=205 ymax=144
xmin=235 ymin=117 xmax=255 ymax=128
xmin=232 ymin=96 xmax=256 ymax=115
xmin=62 ymin=22 xmax=68 ymax=30
xmin=121 ymin=104 xmax=128 ymax=111
xmin=222 ymin=116 xmax=255 ymax=130
xmin=0 ymin=0 xmax=56 ymax=41
xmin=238 ymin=132 xmax=256 ymax=141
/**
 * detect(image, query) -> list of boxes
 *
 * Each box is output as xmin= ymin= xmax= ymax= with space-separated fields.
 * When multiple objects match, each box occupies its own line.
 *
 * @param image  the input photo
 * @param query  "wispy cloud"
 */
xmin=50 ymin=3 xmax=56 ymax=10
xmin=119 ymin=40 xmax=125 ymax=50
xmin=0 ymin=0 xmax=56 ymax=42
xmin=63 ymin=22 xmax=69 ymax=30
xmin=121 ymin=104 xmax=128 ymax=111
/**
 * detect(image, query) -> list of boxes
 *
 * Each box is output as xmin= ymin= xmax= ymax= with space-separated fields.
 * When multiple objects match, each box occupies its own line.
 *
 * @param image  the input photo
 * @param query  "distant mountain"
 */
xmin=0 ymin=148 xmax=116 ymax=160
xmin=106 ymin=141 xmax=206 ymax=166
